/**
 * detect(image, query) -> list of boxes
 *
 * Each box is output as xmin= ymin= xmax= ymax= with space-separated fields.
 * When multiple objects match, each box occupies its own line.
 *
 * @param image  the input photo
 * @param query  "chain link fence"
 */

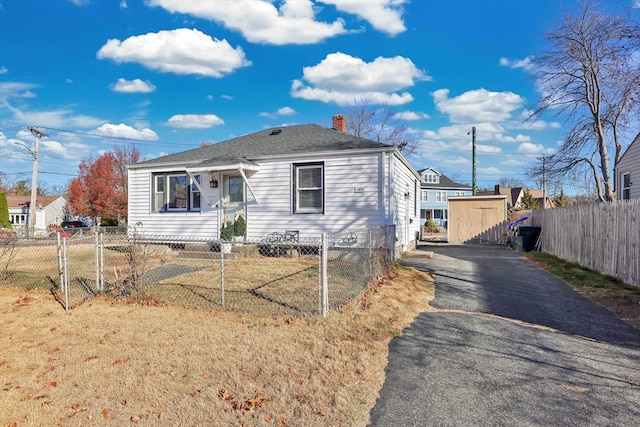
xmin=1 ymin=226 xmax=396 ymax=315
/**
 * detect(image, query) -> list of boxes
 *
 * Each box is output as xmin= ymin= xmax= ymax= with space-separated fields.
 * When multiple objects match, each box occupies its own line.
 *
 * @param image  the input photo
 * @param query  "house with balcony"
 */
xmin=418 ymin=167 xmax=472 ymax=228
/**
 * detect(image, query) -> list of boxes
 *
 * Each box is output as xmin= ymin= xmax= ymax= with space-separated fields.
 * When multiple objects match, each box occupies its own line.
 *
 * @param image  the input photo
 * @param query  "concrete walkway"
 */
xmin=369 ymin=243 xmax=640 ymax=426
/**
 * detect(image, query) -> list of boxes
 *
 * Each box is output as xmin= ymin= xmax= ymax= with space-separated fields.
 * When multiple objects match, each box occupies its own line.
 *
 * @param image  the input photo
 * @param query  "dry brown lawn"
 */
xmin=0 ymin=254 xmax=436 ymax=426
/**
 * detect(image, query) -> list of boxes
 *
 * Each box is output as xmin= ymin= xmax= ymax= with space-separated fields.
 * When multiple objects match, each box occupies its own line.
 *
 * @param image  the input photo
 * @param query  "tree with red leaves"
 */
xmin=67 ymin=146 xmax=139 ymax=224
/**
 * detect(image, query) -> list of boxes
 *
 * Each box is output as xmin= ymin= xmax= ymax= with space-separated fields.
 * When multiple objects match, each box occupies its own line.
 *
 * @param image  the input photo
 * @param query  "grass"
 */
xmin=0 ymin=257 xmax=436 ymax=426
xmin=524 ymin=251 xmax=640 ymax=330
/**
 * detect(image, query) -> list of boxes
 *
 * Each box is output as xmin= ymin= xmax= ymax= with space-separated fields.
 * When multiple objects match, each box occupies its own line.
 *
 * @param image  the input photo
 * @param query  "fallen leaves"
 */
xmin=59 ymin=403 xmax=87 ymax=422
xmin=102 ymin=408 xmax=115 ymax=419
xmin=218 ymin=389 xmax=271 ymax=413
xmin=15 ymin=295 xmax=34 ymax=306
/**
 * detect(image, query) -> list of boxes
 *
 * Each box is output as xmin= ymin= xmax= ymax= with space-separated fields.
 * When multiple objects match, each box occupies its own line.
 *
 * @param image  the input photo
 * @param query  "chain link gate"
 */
xmin=56 ymin=232 xmax=104 ymax=311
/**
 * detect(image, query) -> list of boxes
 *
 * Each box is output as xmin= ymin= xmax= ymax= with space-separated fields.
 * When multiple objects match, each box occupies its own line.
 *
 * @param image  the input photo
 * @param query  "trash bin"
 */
xmin=515 ymin=226 xmax=541 ymax=252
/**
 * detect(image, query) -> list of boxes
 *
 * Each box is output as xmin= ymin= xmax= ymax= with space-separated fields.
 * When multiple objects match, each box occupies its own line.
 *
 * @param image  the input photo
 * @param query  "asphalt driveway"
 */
xmin=368 ymin=243 xmax=640 ymax=426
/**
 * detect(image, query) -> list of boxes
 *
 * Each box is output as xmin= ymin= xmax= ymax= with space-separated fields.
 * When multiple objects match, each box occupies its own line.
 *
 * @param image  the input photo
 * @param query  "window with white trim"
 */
xmin=622 ymin=172 xmax=631 ymax=200
xmin=191 ymin=175 xmax=201 ymax=211
xmin=294 ymin=163 xmax=323 ymax=214
xmin=421 ymin=190 xmax=429 ymax=202
xmin=436 ymin=191 xmax=447 ymax=202
xmin=152 ymin=173 xmax=201 ymax=212
xmin=423 ymin=173 xmax=439 ymax=184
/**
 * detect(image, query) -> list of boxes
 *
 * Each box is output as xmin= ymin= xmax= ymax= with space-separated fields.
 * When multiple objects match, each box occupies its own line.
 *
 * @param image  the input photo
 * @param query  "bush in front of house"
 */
xmin=426 ymin=219 xmax=438 ymax=233
xmin=0 ymin=192 xmax=11 ymax=230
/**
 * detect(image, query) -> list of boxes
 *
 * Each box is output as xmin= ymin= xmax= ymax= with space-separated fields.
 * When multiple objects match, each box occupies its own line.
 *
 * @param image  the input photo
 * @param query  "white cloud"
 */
xmin=110 ymin=78 xmax=156 ymax=93
xmin=167 ymin=114 xmax=224 ymax=129
xmin=432 ymin=88 xmax=524 ymax=124
xmin=120 ymin=0 xmax=127 ymax=8
xmin=291 ymin=52 xmax=429 ymax=106
xmin=221 ymin=94 xmax=233 ymax=100
xmin=517 ymin=142 xmax=554 ymax=155
xmin=147 ymin=0 xmax=351 ymax=45
xmin=499 ymin=56 xmax=533 ymax=71
xmin=322 ymin=0 xmax=407 ymax=36
xmin=494 ymin=133 xmax=531 ymax=143
xmin=479 ymin=166 xmax=503 ymax=176
xmin=475 ymin=144 xmax=502 ymax=154
xmin=0 ymin=82 xmax=104 ymax=127
xmin=97 ymin=28 xmax=251 ymax=78
xmin=259 ymin=106 xmax=296 ymax=118
xmin=93 ymin=123 xmax=159 ymax=140
xmin=394 ymin=111 xmax=429 ymax=120
xmin=69 ymin=0 xmax=89 ymax=5
xmin=0 ymin=66 xmax=7 ymax=75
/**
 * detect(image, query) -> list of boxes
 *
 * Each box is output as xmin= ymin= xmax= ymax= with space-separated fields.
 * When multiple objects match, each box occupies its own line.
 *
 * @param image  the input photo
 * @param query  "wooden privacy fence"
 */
xmin=529 ymin=200 xmax=640 ymax=287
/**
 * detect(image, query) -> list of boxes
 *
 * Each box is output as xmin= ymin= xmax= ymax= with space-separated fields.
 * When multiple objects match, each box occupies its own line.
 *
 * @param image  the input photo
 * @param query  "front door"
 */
xmin=222 ymin=175 xmax=244 ymax=224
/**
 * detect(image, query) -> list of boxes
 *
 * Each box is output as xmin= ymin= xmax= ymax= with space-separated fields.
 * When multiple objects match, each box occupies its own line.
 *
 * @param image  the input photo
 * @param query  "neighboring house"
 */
xmin=127 ymin=115 xmax=422 ymax=252
xmin=615 ymin=132 xmax=640 ymax=200
xmin=417 ymin=167 xmax=472 ymax=227
xmin=478 ymin=185 xmax=553 ymax=210
xmin=6 ymin=195 xmax=67 ymax=234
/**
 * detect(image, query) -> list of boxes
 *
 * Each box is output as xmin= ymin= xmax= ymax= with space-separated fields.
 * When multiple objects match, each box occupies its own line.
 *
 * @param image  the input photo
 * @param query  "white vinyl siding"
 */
xmin=616 ymin=134 xmax=640 ymax=200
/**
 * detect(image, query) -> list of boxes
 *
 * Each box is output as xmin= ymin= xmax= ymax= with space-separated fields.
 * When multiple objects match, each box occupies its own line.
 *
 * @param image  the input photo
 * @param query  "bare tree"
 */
xmin=499 ymin=177 xmax=524 ymax=188
xmin=343 ymin=99 xmax=418 ymax=155
xmin=529 ymin=0 xmax=640 ymax=201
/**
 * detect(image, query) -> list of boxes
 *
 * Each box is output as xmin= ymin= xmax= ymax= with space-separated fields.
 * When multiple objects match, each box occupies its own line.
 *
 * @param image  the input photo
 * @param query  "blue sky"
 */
xmin=1 ymin=0 xmax=639 ymax=193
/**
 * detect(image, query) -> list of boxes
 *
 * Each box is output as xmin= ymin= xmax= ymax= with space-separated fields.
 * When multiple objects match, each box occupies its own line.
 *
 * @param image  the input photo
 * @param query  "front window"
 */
xmin=421 ymin=190 xmax=429 ymax=202
xmin=191 ymin=175 xmax=201 ymax=211
xmin=294 ymin=163 xmax=323 ymax=214
xmin=436 ymin=191 xmax=447 ymax=202
xmin=622 ymin=172 xmax=631 ymax=200
xmin=153 ymin=173 xmax=201 ymax=212
xmin=168 ymin=174 xmax=188 ymax=210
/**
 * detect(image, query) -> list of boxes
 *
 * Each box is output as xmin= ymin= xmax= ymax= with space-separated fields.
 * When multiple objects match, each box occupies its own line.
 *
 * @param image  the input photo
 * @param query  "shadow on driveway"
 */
xmin=369 ymin=243 xmax=640 ymax=426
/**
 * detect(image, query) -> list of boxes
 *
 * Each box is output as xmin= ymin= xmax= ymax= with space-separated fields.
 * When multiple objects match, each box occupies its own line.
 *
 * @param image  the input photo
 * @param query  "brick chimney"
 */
xmin=332 ymin=114 xmax=346 ymax=133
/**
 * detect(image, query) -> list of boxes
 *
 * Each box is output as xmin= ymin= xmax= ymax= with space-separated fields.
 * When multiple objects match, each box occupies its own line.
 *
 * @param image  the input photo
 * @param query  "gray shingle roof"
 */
xmin=417 ymin=168 xmax=471 ymax=190
xmin=136 ymin=124 xmax=394 ymax=167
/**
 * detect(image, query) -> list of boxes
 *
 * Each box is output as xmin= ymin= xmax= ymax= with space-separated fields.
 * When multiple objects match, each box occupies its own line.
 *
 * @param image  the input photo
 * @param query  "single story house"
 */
xmin=615 ymin=132 xmax=640 ymax=200
xmin=127 ymin=115 xmax=422 ymax=253
xmin=6 ymin=194 xmax=67 ymax=235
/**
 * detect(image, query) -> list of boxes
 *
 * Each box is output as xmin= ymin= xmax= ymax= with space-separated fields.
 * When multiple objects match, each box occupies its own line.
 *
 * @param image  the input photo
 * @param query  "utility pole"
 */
xmin=470 ymin=126 xmax=477 ymax=195
xmin=26 ymin=126 xmax=47 ymax=235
